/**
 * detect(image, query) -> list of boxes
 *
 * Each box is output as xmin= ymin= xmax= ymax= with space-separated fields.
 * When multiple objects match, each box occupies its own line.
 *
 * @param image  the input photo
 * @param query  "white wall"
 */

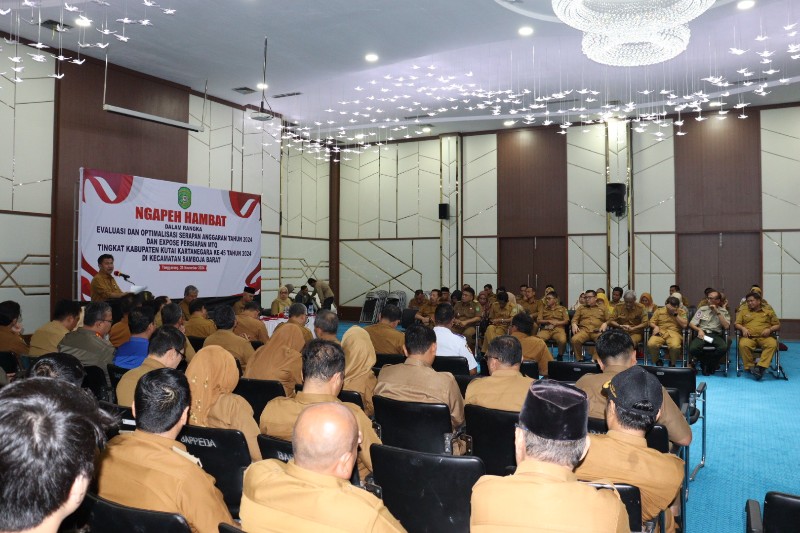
xmin=461 ymin=134 xmax=498 ymax=290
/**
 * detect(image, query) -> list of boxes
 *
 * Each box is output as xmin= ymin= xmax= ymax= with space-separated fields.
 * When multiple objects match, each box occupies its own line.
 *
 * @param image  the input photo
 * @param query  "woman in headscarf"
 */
xmin=477 ymin=291 xmax=492 ymax=318
xmin=244 ymin=322 xmax=306 ymax=397
xmin=270 ymin=286 xmax=294 ymax=316
xmin=639 ymin=292 xmax=657 ymax=314
xmin=186 ymin=345 xmax=261 ymax=461
xmin=506 ymin=293 xmax=524 ymax=316
xmin=341 ymin=326 xmax=377 ymax=416
xmin=596 ymin=291 xmax=613 ymax=313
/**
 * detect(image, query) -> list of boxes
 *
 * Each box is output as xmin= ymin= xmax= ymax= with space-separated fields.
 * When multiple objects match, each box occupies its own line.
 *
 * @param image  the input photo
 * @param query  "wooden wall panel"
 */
xmin=499 ymin=238 xmax=534 ymax=289
xmin=52 ymin=59 xmax=190 ymax=304
xmin=497 ymin=129 xmax=567 ymax=237
xmin=674 ymin=115 xmax=761 ymax=233
xmin=499 ymin=236 xmax=566 ymax=295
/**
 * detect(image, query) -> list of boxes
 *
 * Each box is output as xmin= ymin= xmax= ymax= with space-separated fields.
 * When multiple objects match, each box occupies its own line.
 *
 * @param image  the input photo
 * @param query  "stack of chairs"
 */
xmin=359 ymin=291 xmax=381 ymax=324
xmin=386 ymin=290 xmax=408 ymax=310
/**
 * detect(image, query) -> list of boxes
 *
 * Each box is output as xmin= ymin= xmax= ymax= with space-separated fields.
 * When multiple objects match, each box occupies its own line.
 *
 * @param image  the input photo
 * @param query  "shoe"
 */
xmin=655 ymin=360 xmax=664 ymax=367
xmin=669 ymin=362 xmax=676 ymax=368
xmin=750 ymin=367 xmax=764 ymax=380
xmin=701 ymin=365 xmax=711 ymax=376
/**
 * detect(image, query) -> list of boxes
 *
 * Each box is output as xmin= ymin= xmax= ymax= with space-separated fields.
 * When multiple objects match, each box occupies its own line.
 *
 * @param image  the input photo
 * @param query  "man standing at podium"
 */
xmin=90 ymin=254 xmax=127 ymax=302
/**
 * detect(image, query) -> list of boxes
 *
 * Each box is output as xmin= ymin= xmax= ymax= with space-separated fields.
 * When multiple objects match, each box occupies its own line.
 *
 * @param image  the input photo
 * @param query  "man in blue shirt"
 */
xmin=114 ymin=307 xmax=155 ymax=369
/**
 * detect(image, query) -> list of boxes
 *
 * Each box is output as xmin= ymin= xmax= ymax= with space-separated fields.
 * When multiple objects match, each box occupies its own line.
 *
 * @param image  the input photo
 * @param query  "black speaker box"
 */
xmin=606 ymin=183 xmax=626 ymax=216
xmin=438 ymin=203 xmax=449 ymax=220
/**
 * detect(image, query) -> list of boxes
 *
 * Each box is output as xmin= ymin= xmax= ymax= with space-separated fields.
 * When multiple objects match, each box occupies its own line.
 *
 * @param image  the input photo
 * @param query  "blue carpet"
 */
xmin=339 ymin=320 xmax=800 ymax=532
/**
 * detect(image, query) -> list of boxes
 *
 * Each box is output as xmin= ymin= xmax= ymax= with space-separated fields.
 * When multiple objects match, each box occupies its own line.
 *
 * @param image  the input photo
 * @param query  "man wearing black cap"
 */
xmin=470 ymin=380 xmax=629 ymax=532
xmin=575 ymin=330 xmax=692 ymax=447
xmin=233 ymin=286 xmax=258 ymax=315
xmin=576 ymin=365 xmax=685 ymax=532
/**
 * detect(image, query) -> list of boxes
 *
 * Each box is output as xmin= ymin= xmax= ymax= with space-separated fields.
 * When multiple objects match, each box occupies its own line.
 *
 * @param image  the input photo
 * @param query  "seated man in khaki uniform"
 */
xmin=29 ymin=299 xmax=81 ymax=356
xmin=521 ymin=286 xmax=543 ymax=324
xmin=242 ymin=403 xmax=405 ymax=532
xmin=203 ymin=305 xmax=255 ymax=372
xmin=482 ymin=291 xmax=514 ymax=351
xmin=509 ymin=313 xmax=552 ymax=377
xmin=314 ymin=309 xmax=340 ymax=343
xmin=465 ymin=335 xmax=533 ymax=412
xmin=607 ymin=290 xmax=648 ymax=347
xmin=0 ymin=300 xmax=29 ymax=355
xmin=233 ymin=286 xmax=257 ymax=315
xmin=179 ymin=285 xmax=198 ymax=321
xmin=452 ymin=288 xmax=482 ymax=351
xmin=160 ymin=303 xmax=196 ymax=362
xmin=109 ymin=293 xmax=137 ymax=348
xmin=234 ymin=301 xmax=270 ymax=345
xmin=261 ymin=339 xmax=381 ymax=480
xmin=669 ymin=285 xmax=690 ymax=308
xmin=414 ymin=289 xmax=440 ymax=327
xmin=116 ymin=326 xmax=186 ymax=407
xmin=58 ymin=302 xmax=116 ymax=384
xmin=570 ymin=290 xmax=609 ymax=362
xmin=97 ymin=368 xmax=233 ymax=532
xmin=184 ymin=300 xmax=216 ymax=338
xmin=735 ymin=291 xmax=781 ymax=380
xmin=470 ymin=380 xmax=629 ymax=532
xmin=646 ymin=296 xmax=688 ymax=367
xmin=273 ymin=303 xmax=313 ymax=345
xmin=536 ymin=291 xmax=569 ymax=360
xmin=576 ymin=366 xmax=685 ymax=533
xmin=407 ymin=290 xmax=426 ymax=311
xmin=375 ymin=325 xmax=465 ymax=449
xmin=575 ymin=329 xmax=692 ymax=447
xmin=364 ymin=304 xmax=405 ymax=355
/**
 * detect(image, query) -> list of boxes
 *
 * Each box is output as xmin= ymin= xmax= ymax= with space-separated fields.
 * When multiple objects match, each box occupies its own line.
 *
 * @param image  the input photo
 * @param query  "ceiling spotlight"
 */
xmin=518 ymin=26 xmax=534 ymax=36
xmin=504 ymin=120 xmax=516 ymax=126
xmin=737 ymin=0 xmax=755 ymax=9
xmin=75 ymin=17 xmax=91 ymax=27
xmin=365 ymin=53 xmax=379 ymax=62
xmin=256 ymin=82 xmax=268 ymax=90
xmin=422 ymin=127 xmax=431 ymax=133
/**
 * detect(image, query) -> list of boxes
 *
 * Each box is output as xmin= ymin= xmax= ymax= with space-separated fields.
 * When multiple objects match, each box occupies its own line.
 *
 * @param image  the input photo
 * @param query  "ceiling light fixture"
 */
xmin=251 ymin=36 xmax=275 ymax=122
xmin=365 ymin=53 xmax=379 ymax=62
xmin=737 ymin=0 xmax=755 ymax=9
xmin=75 ymin=17 xmax=91 ymax=27
xmin=503 ymin=120 xmax=516 ymax=126
xmin=518 ymin=26 xmax=534 ymax=36
xmin=256 ymin=82 xmax=268 ymax=90
xmin=552 ymin=0 xmax=714 ymax=66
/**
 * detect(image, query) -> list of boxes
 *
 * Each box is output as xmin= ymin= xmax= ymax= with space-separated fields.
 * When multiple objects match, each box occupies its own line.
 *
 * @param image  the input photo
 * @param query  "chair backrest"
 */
xmin=178 ymin=425 xmax=250 ymax=517
xmin=99 ymin=401 xmax=136 ymax=439
xmin=464 ymin=404 xmax=518 ymax=476
xmin=233 ymin=378 xmax=286 ymax=422
xmin=19 ymin=354 xmax=34 ymax=371
xmin=588 ymin=483 xmax=643 ymax=532
xmin=375 ymin=353 xmax=406 ymax=368
xmin=339 ymin=389 xmax=364 ymax=409
xmin=372 ymin=395 xmax=452 ymax=454
xmin=219 ymin=524 xmax=245 ymax=533
xmin=665 ymin=387 xmax=681 ymax=408
xmin=250 ymin=340 xmax=264 ymax=350
xmin=187 ymin=335 xmax=206 ymax=352
xmin=586 ymin=418 xmax=670 ymax=454
xmin=455 ymin=374 xmax=479 ymax=398
xmin=72 ymin=492 xmax=191 ymax=533
xmin=82 ymin=365 xmax=112 ymax=402
xmin=107 ymin=364 xmax=129 ymax=391
xmin=0 ymin=351 xmax=20 ymax=374
xmin=644 ymin=366 xmax=695 ymax=407
xmin=547 ymin=360 xmax=601 ymax=382
xmin=370 ymin=444 xmax=485 ymax=533
xmin=520 ymin=360 xmax=539 ymax=379
xmin=256 ymin=434 xmax=360 ymax=486
xmin=432 ymin=355 xmax=470 ymax=376
xmin=763 ymin=491 xmax=800 ymax=533
xmin=400 ymin=308 xmax=418 ymax=330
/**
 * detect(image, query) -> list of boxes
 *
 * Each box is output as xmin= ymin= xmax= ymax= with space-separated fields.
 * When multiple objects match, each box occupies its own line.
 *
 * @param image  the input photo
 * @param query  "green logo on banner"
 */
xmin=178 ymin=187 xmax=192 ymax=209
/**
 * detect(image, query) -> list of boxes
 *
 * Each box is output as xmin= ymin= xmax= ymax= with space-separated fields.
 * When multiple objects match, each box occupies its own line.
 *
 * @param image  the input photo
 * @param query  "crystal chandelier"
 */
xmin=552 ymin=0 xmax=715 ymax=66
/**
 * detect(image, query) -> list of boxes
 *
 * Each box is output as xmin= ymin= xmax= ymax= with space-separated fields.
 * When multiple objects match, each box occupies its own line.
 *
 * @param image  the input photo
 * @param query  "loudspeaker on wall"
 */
xmin=438 ymin=203 xmax=450 ymax=220
xmin=606 ymin=183 xmax=626 ymax=217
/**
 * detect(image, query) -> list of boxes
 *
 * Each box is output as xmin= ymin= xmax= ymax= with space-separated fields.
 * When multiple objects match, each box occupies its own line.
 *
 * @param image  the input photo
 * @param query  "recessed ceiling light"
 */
xmin=365 ymin=53 xmax=379 ymax=62
xmin=422 ymin=127 xmax=431 ymax=133
xmin=504 ymin=120 xmax=516 ymax=127
xmin=75 ymin=17 xmax=91 ymax=27
xmin=737 ymin=0 xmax=755 ymax=9
xmin=518 ymin=26 xmax=534 ymax=36
xmin=256 ymin=82 xmax=268 ymax=90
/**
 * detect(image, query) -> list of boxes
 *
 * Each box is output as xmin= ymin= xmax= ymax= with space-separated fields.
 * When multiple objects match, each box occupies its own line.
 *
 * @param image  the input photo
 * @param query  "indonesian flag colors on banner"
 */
xmin=78 ymin=168 xmax=262 ymax=300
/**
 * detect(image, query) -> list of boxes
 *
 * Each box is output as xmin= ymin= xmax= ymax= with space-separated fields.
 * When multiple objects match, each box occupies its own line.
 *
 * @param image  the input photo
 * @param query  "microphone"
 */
xmin=113 ymin=270 xmax=131 ymax=281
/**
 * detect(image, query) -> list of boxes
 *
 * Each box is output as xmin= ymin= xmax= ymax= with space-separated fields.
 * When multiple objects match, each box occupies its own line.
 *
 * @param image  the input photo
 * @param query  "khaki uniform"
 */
xmin=97 ymin=430 xmax=233 ymax=532
xmin=203 ymin=329 xmax=255 ymax=372
xmin=204 ymin=393 xmax=262 ymax=462
xmin=576 ymin=430 xmax=685 ymax=533
xmin=184 ymin=338 xmax=196 ymax=363
xmin=109 ymin=316 xmax=131 ymax=348
xmin=0 ymin=325 xmax=29 ymax=355
xmin=736 ymin=306 xmax=780 ymax=370
xmin=260 ymin=392 xmax=381 ymax=480
xmin=90 ymin=271 xmax=122 ymax=302
xmin=610 ymin=302 xmax=648 ymax=346
xmin=364 ymin=322 xmax=405 ymax=355
xmin=270 ymin=298 xmax=293 ymax=316
xmin=575 ymin=365 xmax=692 ymax=446
xmin=407 ymin=297 xmax=426 ymax=311
xmin=232 ymin=299 xmax=246 ymax=315
xmin=273 ymin=321 xmax=314 ymax=345
xmin=571 ymin=305 xmax=609 ymax=361
xmin=115 ymin=357 xmax=166 ymax=407
xmin=521 ymin=299 xmax=544 ymax=334
xmin=58 ymin=329 xmax=115 ymax=383
xmin=28 ymin=320 xmax=70 ymax=356
xmin=234 ymin=314 xmax=270 ymax=345
xmin=415 ymin=301 xmax=437 ymax=326
xmin=240 ymin=459 xmax=406 ymax=533
xmin=470 ymin=458 xmax=629 ymax=532
xmin=184 ymin=315 xmax=216 ymax=338
xmin=452 ymin=301 xmax=482 ymax=349
xmin=180 ymin=300 xmax=191 ymax=321
xmin=647 ymin=307 xmax=688 ymax=364
xmin=536 ymin=305 xmax=569 ymax=356
xmin=374 ymin=358 xmax=464 ymax=431
xmin=313 ymin=280 xmax=335 ymax=301
xmin=464 ymin=368 xmax=533 ymax=411
xmin=483 ymin=302 xmax=514 ymax=350
xmin=510 ymin=331 xmax=553 ymax=377
xmin=247 ymin=344 xmax=303 ymax=398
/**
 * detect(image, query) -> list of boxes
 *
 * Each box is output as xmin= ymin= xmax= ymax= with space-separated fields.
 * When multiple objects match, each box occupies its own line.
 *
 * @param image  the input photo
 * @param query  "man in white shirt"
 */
xmin=433 ymin=303 xmax=478 ymax=375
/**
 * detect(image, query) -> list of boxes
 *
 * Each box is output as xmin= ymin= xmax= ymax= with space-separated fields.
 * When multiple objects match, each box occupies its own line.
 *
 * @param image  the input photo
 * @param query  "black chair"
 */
xmin=588 ymin=483 xmax=643 ymax=533
xmin=83 ymin=365 xmax=113 ymax=402
xmin=0 ymin=351 xmax=20 ymax=375
xmin=644 ymin=365 xmax=706 ymax=480
xmin=99 ymin=401 xmax=136 ymax=439
xmin=400 ymin=308 xmax=418 ymax=330
xmin=369 ymin=444 xmax=485 ymax=533
xmin=257 ymin=434 xmax=360 ymax=486
xmin=520 ymin=360 xmax=540 ymax=379
xmin=464 ymin=404 xmax=517 ymax=476
xmin=432 ymin=355 xmax=470 ymax=376
xmin=691 ymin=328 xmax=730 ymax=376
xmin=455 ymin=374 xmax=480 ymax=398
xmin=250 ymin=340 xmax=264 ymax=350
xmin=19 ymin=354 xmax=34 ymax=371
xmin=586 ymin=418 xmax=671 ymax=454
xmin=746 ymin=491 xmax=800 ymax=533
xmin=375 ymin=353 xmax=405 ymax=368
xmin=178 ymin=426 xmax=250 ymax=518
xmin=233 ymin=378 xmax=286 ymax=422
xmin=339 ymin=389 xmax=364 ymax=409
xmin=372 ymin=395 xmax=469 ymax=455
xmin=547 ymin=360 xmax=601 ymax=382
xmin=219 ymin=524 xmax=245 ymax=533
xmin=106 ymin=364 xmax=129 ymax=392
xmin=69 ymin=492 xmax=191 ymax=533
xmin=187 ymin=335 xmax=206 ymax=352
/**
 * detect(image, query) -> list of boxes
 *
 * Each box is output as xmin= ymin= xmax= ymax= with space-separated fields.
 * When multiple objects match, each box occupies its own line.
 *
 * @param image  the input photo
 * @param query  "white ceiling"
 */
xmin=2 ymin=0 xmax=800 ymax=140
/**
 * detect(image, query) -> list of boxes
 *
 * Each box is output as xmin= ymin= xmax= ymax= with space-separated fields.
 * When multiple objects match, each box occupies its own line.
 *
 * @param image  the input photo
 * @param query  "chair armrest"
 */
xmin=444 ymin=428 xmax=472 ymax=455
xmin=371 ymin=421 xmax=382 ymax=440
xmin=745 ymin=499 xmax=763 ymax=533
xmin=696 ymin=382 xmax=707 ymax=395
xmin=364 ymin=481 xmax=383 ymax=499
